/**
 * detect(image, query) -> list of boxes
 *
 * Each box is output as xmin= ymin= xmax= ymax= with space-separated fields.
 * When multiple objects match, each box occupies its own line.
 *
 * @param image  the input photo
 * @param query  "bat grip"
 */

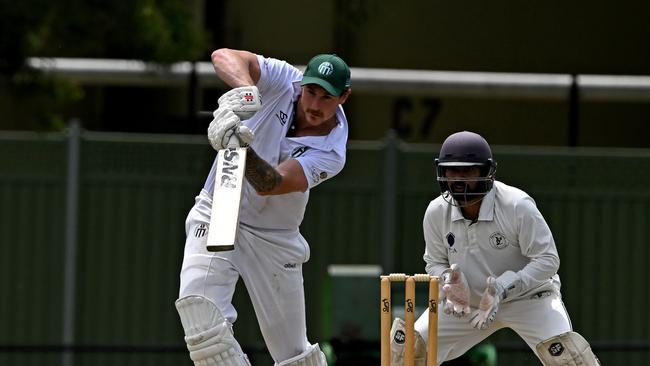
xmin=226 ymin=132 xmax=241 ymax=148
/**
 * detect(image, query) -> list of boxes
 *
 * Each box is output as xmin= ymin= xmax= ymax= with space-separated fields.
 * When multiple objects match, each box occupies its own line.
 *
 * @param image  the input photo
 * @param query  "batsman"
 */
xmin=390 ymin=131 xmax=600 ymax=365
xmin=175 ymin=49 xmax=351 ymax=365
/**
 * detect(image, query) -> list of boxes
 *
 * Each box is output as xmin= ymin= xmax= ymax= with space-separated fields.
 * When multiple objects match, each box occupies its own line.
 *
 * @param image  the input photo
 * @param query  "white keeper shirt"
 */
xmin=204 ymin=55 xmax=348 ymax=231
xmin=423 ymin=180 xmax=561 ymax=306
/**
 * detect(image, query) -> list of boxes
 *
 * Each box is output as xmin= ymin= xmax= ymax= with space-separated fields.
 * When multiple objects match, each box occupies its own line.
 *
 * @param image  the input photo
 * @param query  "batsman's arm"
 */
xmin=211 ymin=48 xmax=261 ymax=88
xmin=245 ymin=147 xmax=308 ymax=196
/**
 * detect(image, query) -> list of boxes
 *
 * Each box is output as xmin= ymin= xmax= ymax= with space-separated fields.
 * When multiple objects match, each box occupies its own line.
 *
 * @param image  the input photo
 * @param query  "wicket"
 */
xmin=380 ymin=273 xmax=439 ymax=366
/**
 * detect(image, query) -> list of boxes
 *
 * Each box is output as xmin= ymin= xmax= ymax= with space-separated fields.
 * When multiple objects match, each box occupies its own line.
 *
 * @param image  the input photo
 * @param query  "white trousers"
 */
xmin=179 ymin=190 xmax=312 ymax=363
xmin=415 ymin=291 xmax=572 ymax=364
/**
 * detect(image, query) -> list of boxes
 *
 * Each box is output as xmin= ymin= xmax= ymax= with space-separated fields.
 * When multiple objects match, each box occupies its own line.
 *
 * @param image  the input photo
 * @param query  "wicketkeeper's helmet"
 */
xmin=435 ymin=131 xmax=497 ymax=205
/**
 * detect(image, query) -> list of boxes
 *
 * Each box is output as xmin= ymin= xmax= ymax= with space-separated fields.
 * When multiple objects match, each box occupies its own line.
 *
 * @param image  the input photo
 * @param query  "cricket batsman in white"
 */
xmin=390 ymin=131 xmax=600 ymax=365
xmin=174 ymin=49 xmax=351 ymax=366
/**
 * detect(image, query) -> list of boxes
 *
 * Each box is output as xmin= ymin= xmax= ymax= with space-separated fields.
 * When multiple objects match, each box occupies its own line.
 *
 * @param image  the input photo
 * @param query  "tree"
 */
xmin=0 ymin=0 xmax=207 ymax=130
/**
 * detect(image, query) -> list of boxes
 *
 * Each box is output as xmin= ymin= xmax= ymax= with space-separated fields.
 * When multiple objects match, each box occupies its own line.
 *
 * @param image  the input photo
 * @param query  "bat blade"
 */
xmin=207 ymin=146 xmax=247 ymax=252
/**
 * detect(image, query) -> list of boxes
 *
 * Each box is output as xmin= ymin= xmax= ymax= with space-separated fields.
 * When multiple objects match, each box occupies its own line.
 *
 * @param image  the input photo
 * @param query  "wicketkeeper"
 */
xmin=390 ymin=131 xmax=600 ymax=366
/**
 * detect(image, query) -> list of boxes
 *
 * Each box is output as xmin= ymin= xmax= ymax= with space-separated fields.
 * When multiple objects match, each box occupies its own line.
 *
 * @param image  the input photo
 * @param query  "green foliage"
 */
xmin=0 ymin=0 xmax=52 ymax=73
xmin=2 ymin=73 xmax=84 ymax=131
xmin=0 ymin=0 xmax=206 ymax=67
xmin=0 ymin=0 xmax=207 ymax=131
xmin=133 ymin=0 xmax=206 ymax=62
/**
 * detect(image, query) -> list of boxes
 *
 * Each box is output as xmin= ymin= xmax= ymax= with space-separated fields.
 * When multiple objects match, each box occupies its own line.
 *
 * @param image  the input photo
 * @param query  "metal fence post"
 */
xmin=568 ymin=74 xmax=580 ymax=147
xmin=62 ymin=119 xmax=81 ymax=366
xmin=381 ymin=129 xmax=399 ymax=273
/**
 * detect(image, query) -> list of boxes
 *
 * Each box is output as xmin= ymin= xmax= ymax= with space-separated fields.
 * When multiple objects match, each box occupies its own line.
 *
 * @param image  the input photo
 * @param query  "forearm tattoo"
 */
xmin=245 ymin=147 xmax=282 ymax=192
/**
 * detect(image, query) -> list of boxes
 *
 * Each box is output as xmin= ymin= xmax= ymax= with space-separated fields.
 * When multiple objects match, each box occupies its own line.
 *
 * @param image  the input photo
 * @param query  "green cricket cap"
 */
xmin=300 ymin=54 xmax=351 ymax=96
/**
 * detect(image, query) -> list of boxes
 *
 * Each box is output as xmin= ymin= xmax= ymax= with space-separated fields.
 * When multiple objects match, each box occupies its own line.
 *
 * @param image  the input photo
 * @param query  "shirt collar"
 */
xmin=450 ymin=187 xmax=496 ymax=222
xmin=479 ymin=188 xmax=496 ymax=221
xmin=292 ymin=80 xmax=302 ymax=101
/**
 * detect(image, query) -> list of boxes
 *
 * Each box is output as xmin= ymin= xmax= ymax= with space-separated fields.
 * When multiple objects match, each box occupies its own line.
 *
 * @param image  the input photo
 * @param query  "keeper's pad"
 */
xmin=390 ymin=318 xmax=427 ymax=366
xmin=536 ymin=331 xmax=600 ymax=366
xmin=175 ymin=295 xmax=251 ymax=366
xmin=276 ymin=343 xmax=327 ymax=366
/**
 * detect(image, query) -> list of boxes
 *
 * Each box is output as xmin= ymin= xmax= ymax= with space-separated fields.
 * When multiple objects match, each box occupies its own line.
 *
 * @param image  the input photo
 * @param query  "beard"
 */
xmin=448 ymin=181 xmax=487 ymax=204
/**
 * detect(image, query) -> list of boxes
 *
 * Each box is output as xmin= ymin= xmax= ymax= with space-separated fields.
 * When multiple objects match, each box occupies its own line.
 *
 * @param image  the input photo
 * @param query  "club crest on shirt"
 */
xmin=446 ymin=232 xmax=455 ymax=247
xmin=445 ymin=232 xmax=457 ymax=253
xmin=489 ymin=232 xmax=509 ymax=249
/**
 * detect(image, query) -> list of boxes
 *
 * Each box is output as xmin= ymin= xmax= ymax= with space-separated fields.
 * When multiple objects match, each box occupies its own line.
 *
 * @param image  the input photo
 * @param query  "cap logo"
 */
xmin=317 ymin=62 xmax=334 ymax=76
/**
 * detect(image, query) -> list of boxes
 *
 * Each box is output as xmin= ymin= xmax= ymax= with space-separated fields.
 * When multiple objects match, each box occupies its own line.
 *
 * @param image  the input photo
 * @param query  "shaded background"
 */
xmin=1 ymin=1 xmax=649 ymax=365
xmin=2 ymin=0 xmax=649 ymax=146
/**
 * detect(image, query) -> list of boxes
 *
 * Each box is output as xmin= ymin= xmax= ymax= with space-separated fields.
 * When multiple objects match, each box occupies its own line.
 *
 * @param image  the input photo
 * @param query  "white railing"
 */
xmin=27 ymin=57 xmax=650 ymax=102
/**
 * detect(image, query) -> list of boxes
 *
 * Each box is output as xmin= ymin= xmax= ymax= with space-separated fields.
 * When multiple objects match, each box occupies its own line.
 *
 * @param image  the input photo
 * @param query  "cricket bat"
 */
xmin=207 ymin=138 xmax=247 ymax=252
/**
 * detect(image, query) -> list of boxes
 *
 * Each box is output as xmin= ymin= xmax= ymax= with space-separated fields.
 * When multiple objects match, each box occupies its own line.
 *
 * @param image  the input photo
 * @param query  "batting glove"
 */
xmin=221 ymin=125 xmax=255 ymax=149
xmin=235 ymin=125 xmax=254 ymax=146
xmin=441 ymin=263 xmax=471 ymax=318
xmin=469 ymin=276 xmax=505 ymax=330
xmin=218 ymin=85 xmax=262 ymax=120
xmin=208 ymin=108 xmax=241 ymax=150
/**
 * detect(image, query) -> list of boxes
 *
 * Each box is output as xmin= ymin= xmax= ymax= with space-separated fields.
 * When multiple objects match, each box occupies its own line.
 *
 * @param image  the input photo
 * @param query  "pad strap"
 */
xmin=276 ymin=344 xmax=327 ymax=366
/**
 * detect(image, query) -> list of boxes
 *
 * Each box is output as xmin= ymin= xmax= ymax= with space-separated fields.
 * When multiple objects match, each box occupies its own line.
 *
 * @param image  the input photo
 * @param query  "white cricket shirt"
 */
xmin=423 ymin=181 xmax=561 ymax=306
xmin=204 ymin=55 xmax=348 ymax=230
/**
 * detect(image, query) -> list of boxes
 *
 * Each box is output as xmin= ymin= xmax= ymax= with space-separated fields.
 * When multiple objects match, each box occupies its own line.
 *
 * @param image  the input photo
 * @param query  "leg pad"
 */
xmin=276 ymin=343 xmax=327 ymax=366
xmin=536 ymin=331 xmax=600 ymax=366
xmin=175 ymin=295 xmax=251 ymax=366
xmin=390 ymin=318 xmax=427 ymax=366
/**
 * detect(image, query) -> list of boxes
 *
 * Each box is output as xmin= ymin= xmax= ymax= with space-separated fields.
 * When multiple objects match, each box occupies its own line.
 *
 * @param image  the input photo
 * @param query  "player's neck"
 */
xmin=460 ymin=203 xmax=480 ymax=221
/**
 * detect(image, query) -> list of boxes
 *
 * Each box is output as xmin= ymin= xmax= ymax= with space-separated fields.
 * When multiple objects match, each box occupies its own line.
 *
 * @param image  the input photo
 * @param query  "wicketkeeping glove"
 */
xmin=441 ymin=263 xmax=471 ymax=317
xmin=469 ymin=276 xmax=505 ymax=330
xmin=207 ymin=108 xmax=255 ymax=150
xmin=218 ymin=85 xmax=262 ymax=120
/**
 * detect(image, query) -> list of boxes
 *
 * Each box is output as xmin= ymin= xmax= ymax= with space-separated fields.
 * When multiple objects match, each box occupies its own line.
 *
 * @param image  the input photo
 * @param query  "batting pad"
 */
xmin=536 ymin=331 xmax=600 ymax=366
xmin=275 ymin=343 xmax=327 ymax=366
xmin=389 ymin=318 xmax=427 ymax=366
xmin=175 ymin=295 xmax=251 ymax=366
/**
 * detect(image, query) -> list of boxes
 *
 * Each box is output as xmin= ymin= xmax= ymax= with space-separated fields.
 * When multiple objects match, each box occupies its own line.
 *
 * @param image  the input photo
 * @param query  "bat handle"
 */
xmin=226 ymin=133 xmax=241 ymax=149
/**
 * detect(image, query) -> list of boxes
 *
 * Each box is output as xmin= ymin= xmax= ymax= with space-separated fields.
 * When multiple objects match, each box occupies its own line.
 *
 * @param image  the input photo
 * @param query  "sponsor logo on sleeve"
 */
xmin=275 ymin=110 xmax=288 ymax=126
xmin=310 ymin=168 xmax=320 ymax=184
xmin=194 ymin=224 xmax=207 ymax=238
xmin=309 ymin=169 xmax=328 ymax=184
